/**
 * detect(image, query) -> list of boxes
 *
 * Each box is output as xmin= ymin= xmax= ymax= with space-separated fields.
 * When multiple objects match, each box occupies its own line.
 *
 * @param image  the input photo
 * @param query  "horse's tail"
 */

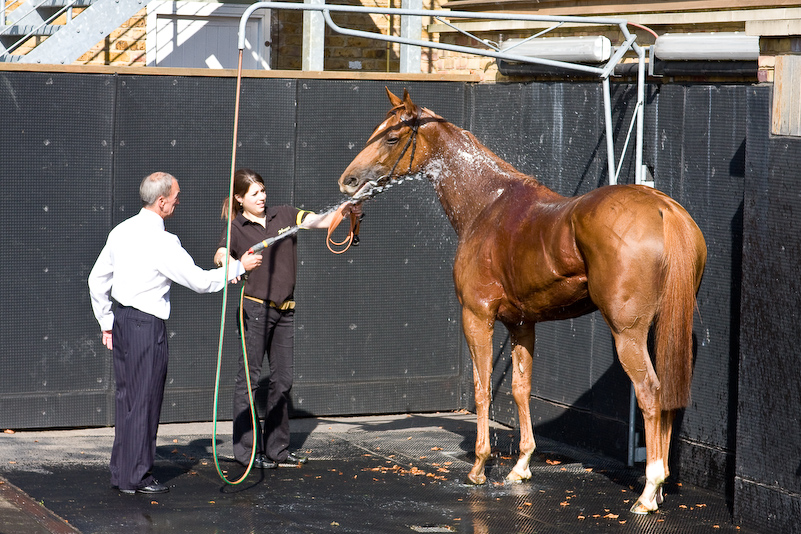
xmin=655 ymin=206 xmax=706 ymax=411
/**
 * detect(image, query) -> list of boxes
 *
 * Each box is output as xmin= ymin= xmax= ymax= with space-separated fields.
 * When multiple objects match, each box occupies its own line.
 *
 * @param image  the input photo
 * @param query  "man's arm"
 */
xmin=88 ymin=245 xmax=116 ymax=351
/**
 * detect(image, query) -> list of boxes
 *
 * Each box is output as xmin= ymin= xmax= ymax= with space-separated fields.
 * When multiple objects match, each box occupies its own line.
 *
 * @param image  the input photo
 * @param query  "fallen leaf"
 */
xmin=560 ymin=501 xmax=570 ymax=507
xmin=577 ymin=515 xmax=585 ymax=520
xmin=546 ymin=459 xmax=561 ymax=465
xmin=604 ymin=513 xmax=619 ymax=519
xmin=4 ymin=429 xmax=14 ymax=434
xmin=431 ymin=447 xmax=443 ymax=451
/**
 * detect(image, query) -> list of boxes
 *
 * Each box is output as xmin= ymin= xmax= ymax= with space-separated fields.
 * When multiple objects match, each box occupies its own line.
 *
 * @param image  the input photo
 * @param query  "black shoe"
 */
xmin=254 ymin=454 xmax=278 ymax=469
xmin=119 ymin=480 xmax=169 ymax=494
xmin=282 ymin=452 xmax=308 ymax=465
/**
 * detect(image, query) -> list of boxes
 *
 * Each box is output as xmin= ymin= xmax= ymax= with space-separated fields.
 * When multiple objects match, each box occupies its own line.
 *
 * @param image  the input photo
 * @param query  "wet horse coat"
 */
xmin=338 ymin=89 xmax=706 ymax=514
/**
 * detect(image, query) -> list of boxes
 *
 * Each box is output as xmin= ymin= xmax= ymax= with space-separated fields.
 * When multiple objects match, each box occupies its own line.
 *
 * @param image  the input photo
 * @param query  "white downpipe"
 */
xmin=602 ymin=77 xmax=616 ymax=185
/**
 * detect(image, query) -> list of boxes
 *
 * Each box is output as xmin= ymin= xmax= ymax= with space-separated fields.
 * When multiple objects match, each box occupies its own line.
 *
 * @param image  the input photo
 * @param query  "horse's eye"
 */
xmin=386 ymin=135 xmax=400 ymax=145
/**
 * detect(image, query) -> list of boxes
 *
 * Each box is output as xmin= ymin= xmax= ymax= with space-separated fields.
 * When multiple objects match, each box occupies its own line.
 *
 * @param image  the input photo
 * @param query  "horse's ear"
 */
xmin=401 ymin=89 xmax=419 ymax=118
xmin=386 ymin=87 xmax=403 ymax=108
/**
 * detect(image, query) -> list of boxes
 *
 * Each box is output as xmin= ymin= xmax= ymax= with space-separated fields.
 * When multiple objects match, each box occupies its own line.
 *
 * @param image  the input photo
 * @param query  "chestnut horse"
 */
xmin=338 ymin=89 xmax=706 ymax=514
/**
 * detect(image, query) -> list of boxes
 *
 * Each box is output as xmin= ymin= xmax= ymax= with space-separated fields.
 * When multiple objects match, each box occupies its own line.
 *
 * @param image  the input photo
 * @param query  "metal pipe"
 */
xmin=628 ymin=385 xmax=636 ymax=466
xmin=238 ymin=1 xmax=629 ymax=51
xmin=635 ymin=45 xmax=645 ymax=184
xmin=321 ymin=9 xmax=606 ymax=75
xmin=602 ymin=77 xmax=616 ymax=184
xmin=599 ymin=33 xmax=637 ymax=79
xmin=237 ymin=2 xmax=629 ymax=77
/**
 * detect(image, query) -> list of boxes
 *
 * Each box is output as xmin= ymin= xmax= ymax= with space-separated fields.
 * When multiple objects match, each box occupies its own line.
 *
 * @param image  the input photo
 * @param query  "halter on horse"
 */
xmin=339 ymin=88 xmax=707 ymax=514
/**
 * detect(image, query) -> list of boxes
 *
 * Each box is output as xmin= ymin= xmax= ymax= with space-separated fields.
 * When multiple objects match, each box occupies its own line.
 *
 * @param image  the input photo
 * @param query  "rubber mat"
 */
xmin=0 ymin=415 xmax=756 ymax=534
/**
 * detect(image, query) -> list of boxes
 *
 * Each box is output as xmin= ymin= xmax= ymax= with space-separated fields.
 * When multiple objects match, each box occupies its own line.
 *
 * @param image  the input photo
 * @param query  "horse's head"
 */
xmin=339 ymin=88 xmax=426 ymax=199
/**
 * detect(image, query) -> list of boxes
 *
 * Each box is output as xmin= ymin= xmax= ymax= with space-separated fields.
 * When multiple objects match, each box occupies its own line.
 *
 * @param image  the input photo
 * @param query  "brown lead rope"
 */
xmin=326 ymin=203 xmax=362 ymax=254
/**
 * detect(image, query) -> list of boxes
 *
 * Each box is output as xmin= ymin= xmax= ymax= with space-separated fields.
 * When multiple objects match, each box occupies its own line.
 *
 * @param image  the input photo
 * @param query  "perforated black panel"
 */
xmin=735 ymin=86 xmax=801 ymax=533
xmin=1 ymin=72 xmax=796 ymax=530
xmin=0 ymin=72 xmax=115 ymax=428
xmin=292 ymin=80 xmax=466 ymax=415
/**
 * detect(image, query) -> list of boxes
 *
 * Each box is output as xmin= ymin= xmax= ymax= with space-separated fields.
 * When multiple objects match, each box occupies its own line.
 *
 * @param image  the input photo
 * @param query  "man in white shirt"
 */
xmin=88 ymin=172 xmax=260 ymax=494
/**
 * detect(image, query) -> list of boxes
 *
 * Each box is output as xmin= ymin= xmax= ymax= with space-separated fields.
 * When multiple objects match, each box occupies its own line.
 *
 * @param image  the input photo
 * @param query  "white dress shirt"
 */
xmin=89 ymin=208 xmax=244 ymax=331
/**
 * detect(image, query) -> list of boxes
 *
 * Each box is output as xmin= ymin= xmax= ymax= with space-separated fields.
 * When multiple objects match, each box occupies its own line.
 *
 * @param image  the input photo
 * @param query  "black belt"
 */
xmin=244 ymin=295 xmax=295 ymax=310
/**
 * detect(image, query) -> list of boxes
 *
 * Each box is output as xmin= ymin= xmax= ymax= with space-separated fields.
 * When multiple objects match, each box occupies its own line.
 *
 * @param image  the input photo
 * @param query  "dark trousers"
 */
xmin=232 ymin=298 xmax=294 ymax=464
xmin=110 ymin=305 xmax=168 ymax=490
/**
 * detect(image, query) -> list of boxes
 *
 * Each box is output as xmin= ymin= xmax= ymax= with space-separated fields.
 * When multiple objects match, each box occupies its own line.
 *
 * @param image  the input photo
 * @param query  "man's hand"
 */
xmin=102 ymin=331 xmax=113 ymax=350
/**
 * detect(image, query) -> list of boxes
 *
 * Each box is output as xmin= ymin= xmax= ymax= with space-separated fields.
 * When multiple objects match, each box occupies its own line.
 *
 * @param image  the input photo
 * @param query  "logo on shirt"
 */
xmin=278 ymin=226 xmax=292 ymax=235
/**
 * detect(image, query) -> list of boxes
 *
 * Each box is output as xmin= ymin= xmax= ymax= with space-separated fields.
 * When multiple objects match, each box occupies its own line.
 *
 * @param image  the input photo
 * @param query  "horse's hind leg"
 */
xmin=462 ymin=308 xmax=494 ymax=485
xmin=612 ymin=324 xmax=666 ymax=514
xmin=506 ymin=325 xmax=535 ymax=482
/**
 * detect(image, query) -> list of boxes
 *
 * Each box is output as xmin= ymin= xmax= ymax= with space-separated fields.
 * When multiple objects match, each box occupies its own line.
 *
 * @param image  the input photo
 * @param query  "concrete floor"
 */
xmin=0 ymin=413 xmax=758 ymax=533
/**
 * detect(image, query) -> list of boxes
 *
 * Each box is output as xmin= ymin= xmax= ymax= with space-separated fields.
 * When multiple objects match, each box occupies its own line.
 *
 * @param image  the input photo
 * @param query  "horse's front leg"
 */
xmin=506 ymin=325 xmax=535 ymax=482
xmin=462 ymin=308 xmax=494 ymax=485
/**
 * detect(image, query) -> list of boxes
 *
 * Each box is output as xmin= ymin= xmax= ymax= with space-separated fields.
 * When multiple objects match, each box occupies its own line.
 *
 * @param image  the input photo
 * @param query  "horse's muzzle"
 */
xmin=339 ymin=174 xmax=362 ymax=196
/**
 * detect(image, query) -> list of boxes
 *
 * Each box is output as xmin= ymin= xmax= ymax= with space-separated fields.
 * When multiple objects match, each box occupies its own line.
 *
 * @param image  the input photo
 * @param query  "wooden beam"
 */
xmin=0 ymin=63 xmax=480 ymax=81
xmin=441 ymin=0 xmax=801 ymax=16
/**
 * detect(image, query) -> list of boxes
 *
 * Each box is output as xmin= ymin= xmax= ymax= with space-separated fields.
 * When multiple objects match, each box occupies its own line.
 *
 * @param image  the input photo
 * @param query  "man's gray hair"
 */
xmin=140 ymin=172 xmax=175 ymax=206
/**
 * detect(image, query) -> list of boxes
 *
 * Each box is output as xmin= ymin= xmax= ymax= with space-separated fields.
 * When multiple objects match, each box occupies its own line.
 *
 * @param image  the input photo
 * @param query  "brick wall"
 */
xmin=75 ymin=8 xmax=147 ymax=67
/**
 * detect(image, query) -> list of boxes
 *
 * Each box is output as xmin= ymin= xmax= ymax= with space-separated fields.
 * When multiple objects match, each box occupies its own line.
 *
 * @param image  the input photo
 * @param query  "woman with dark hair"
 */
xmin=214 ymin=168 xmax=358 ymax=469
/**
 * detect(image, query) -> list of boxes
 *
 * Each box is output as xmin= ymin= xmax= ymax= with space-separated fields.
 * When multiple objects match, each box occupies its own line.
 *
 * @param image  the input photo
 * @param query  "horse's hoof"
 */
xmin=467 ymin=473 xmax=487 ymax=485
xmin=655 ymin=486 xmax=665 ymax=505
xmin=629 ymin=499 xmax=658 ymax=515
xmin=505 ymin=468 xmax=532 ymax=483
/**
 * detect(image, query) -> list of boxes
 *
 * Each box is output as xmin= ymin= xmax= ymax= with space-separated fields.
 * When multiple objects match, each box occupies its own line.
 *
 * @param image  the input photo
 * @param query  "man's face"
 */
xmin=160 ymin=180 xmax=180 ymax=219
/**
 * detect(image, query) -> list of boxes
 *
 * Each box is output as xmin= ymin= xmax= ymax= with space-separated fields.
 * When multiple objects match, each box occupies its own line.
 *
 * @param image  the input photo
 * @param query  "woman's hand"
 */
xmin=240 ymin=251 xmax=262 ymax=271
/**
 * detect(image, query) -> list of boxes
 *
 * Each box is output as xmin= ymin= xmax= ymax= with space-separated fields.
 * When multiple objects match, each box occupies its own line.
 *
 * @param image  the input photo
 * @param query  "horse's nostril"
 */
xmin=343 ymin=176 xmax=358 ymax=187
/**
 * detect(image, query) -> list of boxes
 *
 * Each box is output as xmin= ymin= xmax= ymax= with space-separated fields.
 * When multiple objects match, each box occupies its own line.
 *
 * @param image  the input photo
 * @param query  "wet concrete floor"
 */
xmin=0 ymin=413 xmax=757 ymax=533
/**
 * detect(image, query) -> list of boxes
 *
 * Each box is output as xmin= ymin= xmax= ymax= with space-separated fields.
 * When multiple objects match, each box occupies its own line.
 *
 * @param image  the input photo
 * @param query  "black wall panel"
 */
xmin=2 ymin=70 xmax=797 ymax=528
xmin=646 ymin=84 xmax=748 ymax=495
xmin=736 ymin=86 xmax=801 ymax=533
xmin=0 ymin=72 xmax=115 ymax=428
xmin=291 ymin=80 xmax=465 ymax=416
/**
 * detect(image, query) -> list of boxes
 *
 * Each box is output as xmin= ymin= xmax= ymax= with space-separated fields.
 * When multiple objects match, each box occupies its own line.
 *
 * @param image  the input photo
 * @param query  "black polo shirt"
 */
xmin=217 ymin=205 xmax=310 ymax=304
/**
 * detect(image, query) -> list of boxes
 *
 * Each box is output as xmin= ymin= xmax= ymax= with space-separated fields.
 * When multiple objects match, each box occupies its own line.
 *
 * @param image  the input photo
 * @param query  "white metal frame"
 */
xmin=237 ymin=2 xmax=646 ymax=187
